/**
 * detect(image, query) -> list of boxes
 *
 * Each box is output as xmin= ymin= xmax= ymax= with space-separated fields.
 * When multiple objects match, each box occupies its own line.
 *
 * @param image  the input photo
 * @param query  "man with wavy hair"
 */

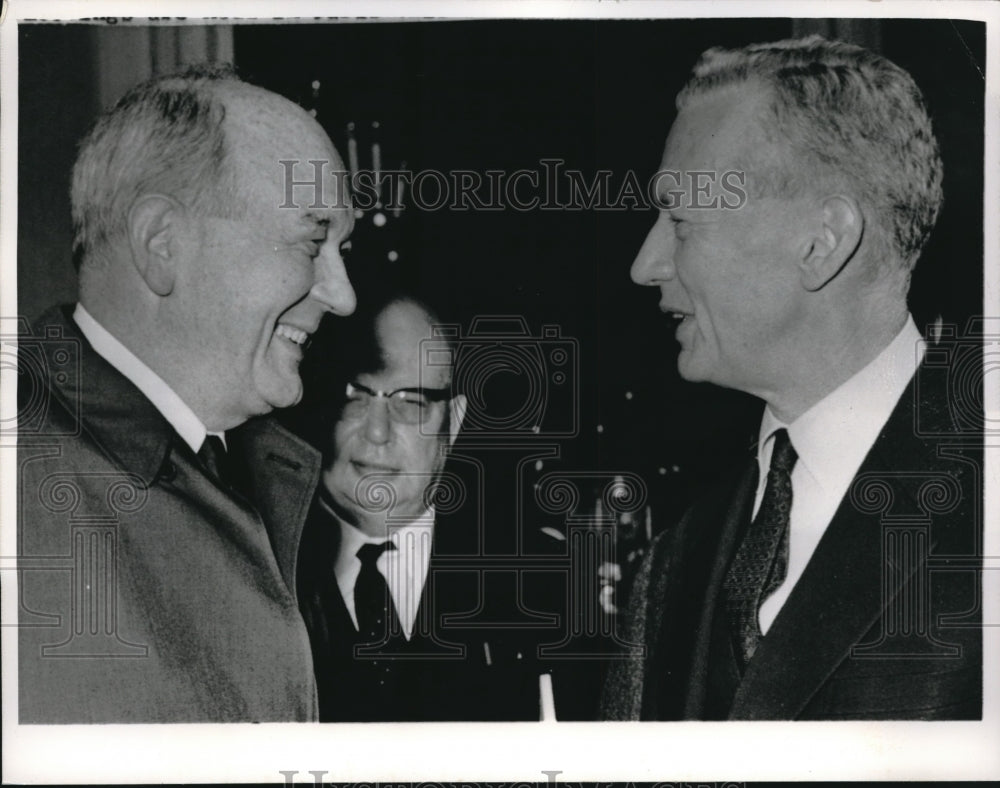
xmin=605 ymin=37 xmax=981 ymax=720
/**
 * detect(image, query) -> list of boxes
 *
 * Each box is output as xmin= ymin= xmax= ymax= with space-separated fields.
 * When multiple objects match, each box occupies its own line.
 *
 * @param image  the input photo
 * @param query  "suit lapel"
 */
xmin=230 ymin=418 xmax=321 ymax=598
xmin=729 ymin=463 xmax=898 ymax=718
xmin=321 ymin=554 xmax=356 ymax=644
xmin=410 ymin=525 xmax=469 ymax=657
xmin=730 ymin=369 xmax=943 ymax=719
xmin=681 ymin=459 xmax=758 ymax=717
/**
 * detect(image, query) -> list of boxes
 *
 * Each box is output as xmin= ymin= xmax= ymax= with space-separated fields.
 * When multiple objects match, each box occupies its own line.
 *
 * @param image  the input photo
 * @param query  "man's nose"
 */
xmin=630 ymin=214 xmax=676 ymax=286
xmin=310 ymin=245 xmax=357 ymax=316
xmin=364 ymin=398 xmax=391 ymax=445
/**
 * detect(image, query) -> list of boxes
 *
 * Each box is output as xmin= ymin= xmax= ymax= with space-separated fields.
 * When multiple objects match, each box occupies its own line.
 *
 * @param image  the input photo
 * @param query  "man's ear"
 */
xmin=447 ymin=393 xmax=467 ymax=446
xmin=127 ymin=194 xmax=185 ymax=296
xmin=799 ymin=194 xmax=864 ymax=292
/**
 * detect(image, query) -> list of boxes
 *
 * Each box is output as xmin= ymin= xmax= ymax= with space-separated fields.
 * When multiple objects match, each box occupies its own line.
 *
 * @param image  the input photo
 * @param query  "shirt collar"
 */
xmin=758 ymin=315 xmax=924 ymax=494
xmin=326 ymin=498 xmax=435 ymax=575
xmin=73 ymin=303 xmax=212 ymax=453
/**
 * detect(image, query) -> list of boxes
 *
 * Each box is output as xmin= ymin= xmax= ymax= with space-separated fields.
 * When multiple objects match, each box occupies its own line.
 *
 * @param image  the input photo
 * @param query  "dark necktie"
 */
xmin=723 ymin=427 xmax=798 ymax=665
xmin=197 ymin=434 xmax=230 ymax=487
xmin=354 ymin=541 xmax=400 ymax=643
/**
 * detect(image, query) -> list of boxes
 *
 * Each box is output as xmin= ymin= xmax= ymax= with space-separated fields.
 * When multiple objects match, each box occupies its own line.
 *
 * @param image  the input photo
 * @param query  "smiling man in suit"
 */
xmin=603 ymin=36 xmax=981 ymax=720
xmin=19 ymin=65 xmax=357 ymax=722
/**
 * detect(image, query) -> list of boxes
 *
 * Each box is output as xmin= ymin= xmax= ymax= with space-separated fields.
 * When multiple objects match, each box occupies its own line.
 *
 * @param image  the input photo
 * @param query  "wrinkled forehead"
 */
xmin=369 ymin=301 xmax=452 ymax=389
xmin=221 ymin=84 xmax=352 ymax=224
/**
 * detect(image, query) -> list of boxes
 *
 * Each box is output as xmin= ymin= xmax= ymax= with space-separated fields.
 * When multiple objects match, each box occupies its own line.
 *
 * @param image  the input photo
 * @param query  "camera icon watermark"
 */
xmin=423 ymin=316 xmax=579 ymax=440
xmin=1 ymin=317 xmax=81 ymax=437
xmin=915 ymin=316 xmax=999 ymax=437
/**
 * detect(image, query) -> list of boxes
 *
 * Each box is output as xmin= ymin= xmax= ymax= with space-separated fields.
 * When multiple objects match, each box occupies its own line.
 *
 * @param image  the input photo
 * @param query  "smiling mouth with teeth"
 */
xmin=274 ymin=324 xmax=309 ymax=346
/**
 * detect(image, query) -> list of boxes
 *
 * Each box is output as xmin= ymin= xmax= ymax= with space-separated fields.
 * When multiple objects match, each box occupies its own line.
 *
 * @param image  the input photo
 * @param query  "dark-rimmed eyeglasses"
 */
xmin=342 ymin=381 xmax=452 ymax=425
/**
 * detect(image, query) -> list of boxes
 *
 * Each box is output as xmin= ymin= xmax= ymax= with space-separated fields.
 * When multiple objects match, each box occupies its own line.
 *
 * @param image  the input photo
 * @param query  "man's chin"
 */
xmin=676 ymin=350 xmax=704 ymax=382
xmin=334 ymin=496 xmax=390 ymax=537
xmin=677 ymin=356 xmax=736 ymax=391
xmin=257 ymin=376 xmax=304 ymax=413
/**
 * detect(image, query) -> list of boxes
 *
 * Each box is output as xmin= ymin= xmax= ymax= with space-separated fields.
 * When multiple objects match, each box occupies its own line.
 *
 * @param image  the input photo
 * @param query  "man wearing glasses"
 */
xmin=297 ymin=292 xmax=542 ymax=721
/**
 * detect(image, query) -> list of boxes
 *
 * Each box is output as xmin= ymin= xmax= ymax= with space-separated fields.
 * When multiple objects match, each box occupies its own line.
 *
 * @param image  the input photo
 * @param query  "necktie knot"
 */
xmin=768 ymin=428 xmax=798 ymax=476
xmin=771 ymin=427 xmax=799 ymax=474
xmin=354 ymin=540 xmax=399 ymax=642
xmin=357 ymin=541 xmax=396 ymax=566
xmin=197 ymin=434 xmax=229 ymax=485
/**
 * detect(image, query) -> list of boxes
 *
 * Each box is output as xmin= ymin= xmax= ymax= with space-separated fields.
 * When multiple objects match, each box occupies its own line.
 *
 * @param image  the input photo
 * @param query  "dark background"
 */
xmin=18 ymin=18 xmax=987 ymax=530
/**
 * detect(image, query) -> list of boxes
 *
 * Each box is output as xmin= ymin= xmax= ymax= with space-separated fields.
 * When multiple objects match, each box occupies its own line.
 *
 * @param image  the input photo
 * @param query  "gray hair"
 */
xmin=70 ymin=63 xmax=246 ymax=268
xmin=678 ymin=36 xmax=943 ymax=278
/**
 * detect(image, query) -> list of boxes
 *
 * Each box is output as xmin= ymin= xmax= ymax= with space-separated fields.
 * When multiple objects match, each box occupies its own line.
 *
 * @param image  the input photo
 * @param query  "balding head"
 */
xmin=72 ymin=64 xmax=357 ymax=429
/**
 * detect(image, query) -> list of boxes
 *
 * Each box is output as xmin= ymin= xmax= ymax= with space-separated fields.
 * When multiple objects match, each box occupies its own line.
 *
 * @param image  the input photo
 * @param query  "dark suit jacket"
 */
xmin=18 ymin=306 xmax=321 ymax=722
xmin=297 ymin=500 xmax=547 ymax=721
xmin=602 ymin=357 xmax=982 ymax=720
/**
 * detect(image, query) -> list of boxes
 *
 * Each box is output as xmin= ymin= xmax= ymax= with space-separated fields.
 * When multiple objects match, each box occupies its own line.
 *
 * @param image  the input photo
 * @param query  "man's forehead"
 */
xmin=223 ymin=85 xmax=346 ymax=193
xmin=239 ymin=144 xmax=352 ymax=220
xmin=654 ymin=85 xmax=781 ymax=207
xmin=371 ymin=302 xmax=452 ymax=385
xmin=663 ymin=83 xmax=771 ymax=168
xmin=243 ymin=141 xmax=346 ymax=186
xmin=377 ymin=301 xmax=434 ymax=341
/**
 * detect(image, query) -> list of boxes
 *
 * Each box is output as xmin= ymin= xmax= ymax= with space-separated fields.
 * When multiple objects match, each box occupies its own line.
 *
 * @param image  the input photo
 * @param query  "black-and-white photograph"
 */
xmin=2 ymin=1 xmax=997 ymax=783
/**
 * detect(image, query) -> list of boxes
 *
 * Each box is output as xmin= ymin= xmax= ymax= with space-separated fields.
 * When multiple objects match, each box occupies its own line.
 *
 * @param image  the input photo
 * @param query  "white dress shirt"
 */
xmin=73 ymin=304 xmax=220 ymax=452
xmin=755 ymin=316 xmax=925 ymax=633
xmin=328 ymin=497 xmax=435 ymax=641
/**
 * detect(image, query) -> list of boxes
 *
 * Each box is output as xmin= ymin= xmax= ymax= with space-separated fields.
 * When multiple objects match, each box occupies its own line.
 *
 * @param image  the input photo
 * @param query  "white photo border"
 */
xmin=2 ymin=1 xmax=997 ymax=783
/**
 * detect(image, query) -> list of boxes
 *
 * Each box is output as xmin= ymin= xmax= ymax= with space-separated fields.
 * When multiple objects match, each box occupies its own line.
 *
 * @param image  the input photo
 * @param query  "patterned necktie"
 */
xmin=354 ymin=541 xmax=400 ymax=642
xmin=723 ymin=427 xmax=798 ymax=665
xmin=197 ymin=434 xmax=230 ymax=487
